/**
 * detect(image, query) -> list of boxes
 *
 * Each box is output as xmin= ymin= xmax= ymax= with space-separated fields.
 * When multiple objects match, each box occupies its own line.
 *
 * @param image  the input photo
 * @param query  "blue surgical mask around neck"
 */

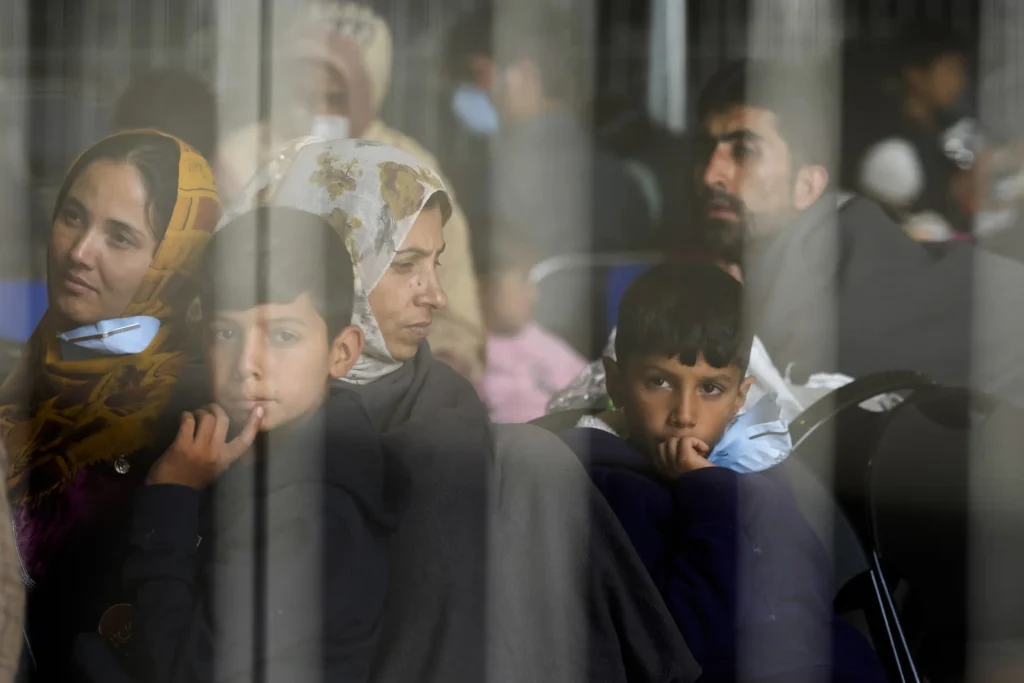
xmin=452 ymin=84 xmax=500 ymax=136
xmin=58 ymin=316 xmax=161 ymax=359
xmin=707 ymin=392 xmax=792 ymax=474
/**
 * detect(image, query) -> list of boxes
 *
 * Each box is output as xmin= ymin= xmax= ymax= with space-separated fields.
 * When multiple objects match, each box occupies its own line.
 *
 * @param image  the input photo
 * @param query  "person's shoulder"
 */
xmin=837 ymin=193 xmax=901 ymax=232
xmin=323 ymin=388 xmax=379 ymax=448
xmin=558 ymin=425 xmax=652 ymax=473
xmin=422 ymin=348 xmax=486 ymax=403
xmin=324 ymin=385 xmax=373 ymax=418
xmin=322 ymin=389 xmax=408 ymax=528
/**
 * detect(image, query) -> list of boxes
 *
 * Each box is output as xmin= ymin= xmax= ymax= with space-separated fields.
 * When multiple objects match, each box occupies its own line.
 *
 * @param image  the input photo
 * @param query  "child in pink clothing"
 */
xmin=476 ymin=233 xmax=587 ymax=423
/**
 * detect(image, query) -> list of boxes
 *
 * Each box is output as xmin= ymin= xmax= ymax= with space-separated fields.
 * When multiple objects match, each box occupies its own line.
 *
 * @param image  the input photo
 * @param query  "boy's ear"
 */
xmin=603 ymin=356 xmax=624 ymax=409
xmin=735 ymin=375 xmax=757 ymax=413
xmin=328 ymin=325 xmax=365 ymax=379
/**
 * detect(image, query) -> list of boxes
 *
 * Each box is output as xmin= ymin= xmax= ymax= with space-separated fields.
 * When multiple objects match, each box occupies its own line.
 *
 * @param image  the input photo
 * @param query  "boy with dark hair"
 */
xmin=122 ymin=207 xmax=406 ymax=682
xmin=558 ymin=263 xmax=885 ymax=683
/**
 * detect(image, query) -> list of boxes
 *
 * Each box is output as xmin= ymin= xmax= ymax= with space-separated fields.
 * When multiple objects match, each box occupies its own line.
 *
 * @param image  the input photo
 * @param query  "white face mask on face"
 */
xmin=310 ymin=114 xmax=351 ymax=141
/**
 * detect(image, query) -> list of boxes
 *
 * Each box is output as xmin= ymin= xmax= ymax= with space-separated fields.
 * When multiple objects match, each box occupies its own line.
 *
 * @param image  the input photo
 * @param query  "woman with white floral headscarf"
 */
xmin=225 ymin=138 xmax=700 ymax=683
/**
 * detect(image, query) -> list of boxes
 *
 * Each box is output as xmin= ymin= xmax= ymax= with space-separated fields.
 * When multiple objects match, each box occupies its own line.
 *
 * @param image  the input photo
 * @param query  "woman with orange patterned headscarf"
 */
xmin=0 ymin=131 xmax=219 ymax=681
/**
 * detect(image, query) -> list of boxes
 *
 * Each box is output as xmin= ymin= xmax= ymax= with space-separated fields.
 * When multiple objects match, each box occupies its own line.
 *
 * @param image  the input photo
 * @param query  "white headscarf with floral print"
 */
xmin=220 ymin=137 xmax=452 ymax=383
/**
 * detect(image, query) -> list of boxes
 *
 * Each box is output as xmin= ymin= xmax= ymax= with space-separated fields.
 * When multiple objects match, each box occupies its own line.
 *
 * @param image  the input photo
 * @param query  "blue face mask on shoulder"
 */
xmin=452 ymin=84 xmax=500 ymax=136
xmin=707 ymin=393 xmax=792 ymax=474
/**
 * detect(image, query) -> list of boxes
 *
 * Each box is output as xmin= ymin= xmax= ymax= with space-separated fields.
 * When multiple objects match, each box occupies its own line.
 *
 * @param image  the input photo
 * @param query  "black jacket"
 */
xmin=558 ymin=427 xmax=886 ymax=683
xmin=18 ymin=366 xmax=207 ymax=683
xmin=116 ymin=389 xmax=407 ymax=683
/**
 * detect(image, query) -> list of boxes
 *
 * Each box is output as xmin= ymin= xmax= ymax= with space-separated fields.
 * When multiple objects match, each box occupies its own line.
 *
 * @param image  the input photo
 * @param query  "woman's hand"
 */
xmin=654 ymin=436 xmax=714 ymax=480
xmin=146 ymin=404 xmax=262 ymax=490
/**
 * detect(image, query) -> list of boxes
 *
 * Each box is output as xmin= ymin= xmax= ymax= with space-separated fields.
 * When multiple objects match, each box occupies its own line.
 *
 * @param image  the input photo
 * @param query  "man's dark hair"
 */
xmin=615 ymin=262 xmax=752 ymax=373
xmin=113 ymin=69 xmax=218 ymax=160
xmin=697 ymin=59 xmax=835 ymax=169
xmin=55 ymin=131 xmax=180 ymax=242
xmin=444 ymin=6 xmax=494 ymax=83
xmin=200 ymin=207 xmax=355 ymax=339
xmin=892 ymin=21 xmax=971 ymax=72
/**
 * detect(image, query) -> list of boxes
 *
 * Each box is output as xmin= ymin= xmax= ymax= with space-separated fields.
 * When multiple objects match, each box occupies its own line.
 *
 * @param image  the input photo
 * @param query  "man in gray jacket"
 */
xmin=694 ymin=60 xmax=1024 ymax=405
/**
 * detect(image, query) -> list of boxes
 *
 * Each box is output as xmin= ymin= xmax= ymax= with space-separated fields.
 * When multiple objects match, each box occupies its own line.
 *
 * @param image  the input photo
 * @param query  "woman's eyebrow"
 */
xmin=62 ymin=195 xmax=88 ymax=216
xmin=395 ymin=243 xmax=447 ymax=258
xmin=107 ymin=218 xmax=147 ymax=239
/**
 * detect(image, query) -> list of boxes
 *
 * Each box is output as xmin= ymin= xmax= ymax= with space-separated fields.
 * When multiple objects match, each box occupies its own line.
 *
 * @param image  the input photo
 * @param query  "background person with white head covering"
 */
xmin=225 ymin=137 xmax=701 ymax=683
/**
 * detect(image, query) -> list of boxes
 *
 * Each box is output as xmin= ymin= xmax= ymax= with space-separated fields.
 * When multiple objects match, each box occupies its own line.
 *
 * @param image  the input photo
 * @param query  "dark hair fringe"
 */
xmin=199 ymin=207 xmax=356 ymax=339
xmin=614 ymin=263 xmax=752 ymax=373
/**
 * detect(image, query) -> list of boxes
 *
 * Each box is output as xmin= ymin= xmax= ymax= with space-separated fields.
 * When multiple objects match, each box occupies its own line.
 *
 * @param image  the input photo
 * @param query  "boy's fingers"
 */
xmin=656 ymin=441 xmax=674 ymax=470
xmin=209 ymin=404 xmax=231 ymax=447
xmin=193 ymin=409 xmax=217 ymax=445
xmin=686 ymin=437 xmax=710 ymax=458
xmin=668 ymin=437 xmax=685 ymax=463
xmin=225 ymin=406 xmax=263 ymax=462
xmin=177 ymin=412 xmax=196 ymax=441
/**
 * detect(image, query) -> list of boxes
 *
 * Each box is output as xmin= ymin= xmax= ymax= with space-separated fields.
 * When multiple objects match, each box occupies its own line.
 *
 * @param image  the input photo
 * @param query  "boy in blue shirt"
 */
xmin=559 ymin=263 xmax=885 ymax=683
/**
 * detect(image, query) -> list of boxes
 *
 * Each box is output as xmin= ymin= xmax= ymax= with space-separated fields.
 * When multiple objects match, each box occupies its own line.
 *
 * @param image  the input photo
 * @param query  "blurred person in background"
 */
xmin=475 ymin=229 xmax=586 ymax=423
xmin=463 ymin=6 xmax=653 ymax=359
xmin=855 ymin=137 xmax=961 ymax=243
xmin=112 ymin=69 xmax=219 ymax=162
xmin=841 ymin=23 xmax=977 ymax=234
xmin=0 ymin=132 xmax=219 ymax=682
xmin=696 ymin=59 xmax=1024 ymax=405
xmin=484 ymin=6 xmax=653 ymax=256
xmin=440 ymin=6 xmax=497 ymax=227
xmin=217 ymin=2 xmax=485 ymax=382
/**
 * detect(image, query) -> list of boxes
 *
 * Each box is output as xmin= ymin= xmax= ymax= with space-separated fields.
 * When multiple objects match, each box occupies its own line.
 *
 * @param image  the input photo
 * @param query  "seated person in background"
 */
xmin=476 ymin=231 xmax=586 ymax=423
xmin=112 ymin=68 xmax=218 ymax=162
xmin=121 ymin=207 xmax=406 ymax=682
xmin=557 ymin=263 xmax=886 ymax=683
